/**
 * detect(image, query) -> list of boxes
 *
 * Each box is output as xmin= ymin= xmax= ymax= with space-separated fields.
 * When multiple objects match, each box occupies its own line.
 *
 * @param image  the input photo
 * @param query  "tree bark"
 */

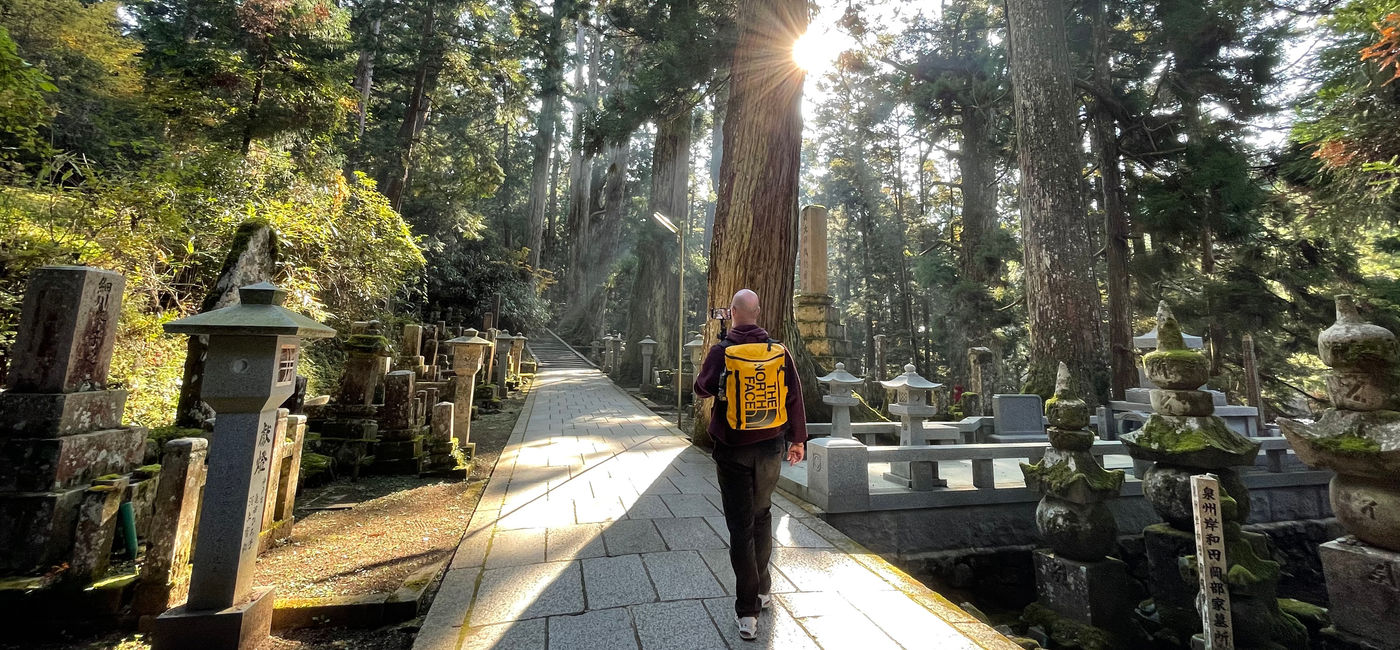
xmin=1091 ymin=0 xmax=1136 ymax=401
xmin=525 ymin=4 xmax=566 ymax=271
xmin=697 ymin=0 xmax=810 ymax=445
xmin=948 ymin=102 xmax=999 ymax=389
xmin=704 ymin=74 xmax=728 ymax=249
xmin=1005 ymin=0 xmax=1105 ymax=401
xmin=620 ymin=107 xmax=693 ymax=384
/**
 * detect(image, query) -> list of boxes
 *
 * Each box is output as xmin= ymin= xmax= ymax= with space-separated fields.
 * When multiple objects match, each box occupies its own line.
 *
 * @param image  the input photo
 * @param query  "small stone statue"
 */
xmin=1022 ymin=362 xmax=1124 ymax=561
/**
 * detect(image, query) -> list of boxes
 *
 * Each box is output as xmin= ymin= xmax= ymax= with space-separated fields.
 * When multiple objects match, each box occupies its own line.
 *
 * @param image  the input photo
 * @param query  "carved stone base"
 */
xmin=1321 ymin=537 xmax=1400 ymax=646
xmin=153 ymin=586 xmax=275 ymax=650
xmin=1034 ymin=550 xmax=1137 ymax=629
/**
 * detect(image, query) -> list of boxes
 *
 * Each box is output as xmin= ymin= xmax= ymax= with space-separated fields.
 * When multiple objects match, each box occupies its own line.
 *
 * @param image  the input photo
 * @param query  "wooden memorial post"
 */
xmin=1191 ymin=473 xmax=1233 ymax=650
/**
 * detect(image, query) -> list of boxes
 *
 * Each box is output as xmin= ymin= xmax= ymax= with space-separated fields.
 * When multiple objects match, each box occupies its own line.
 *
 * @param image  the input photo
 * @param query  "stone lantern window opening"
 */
xmin=277 ymin=345 xmax=298 ymax=385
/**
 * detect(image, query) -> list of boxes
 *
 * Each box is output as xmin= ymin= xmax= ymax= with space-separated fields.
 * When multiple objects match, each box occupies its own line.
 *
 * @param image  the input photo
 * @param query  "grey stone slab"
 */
xmin=582 ymin=554 xmax=658 ymax=608
xmin=667 ymin=475 xmax=719 ymax=495
xmin=470 ymin=560 xmax=585 ymax=626
xmin=630 ymin=599 xmax=726 ymax=650
xmin=698 ymin=548 xmax=796 ymax=597
xmin=846 ymin=589 xmax=981 ymax=650
xmin=992 ymin=394 xmax=1044 ymax=435
xmin=701 ymin=597 xmax=819 ymax=650
xmin=486 ymin=527 xmax=547 ymax=568
xmin=635 ymin=477 xmax=679 ymax=495
xmin=654 ymin=517 xmax=727 ymax=551
xmin=770 ymin=548 xmax=894 ymax=594
xmin=703 ymin=493 xmax=726 ymax=512
xmin=659 ymin=494 xmax=722 ymax=518
xmin=458 ymin=618 xmax=548 ymax=650
xmin=420 ymin=567 xmax=479 ymax=632
xmin=640 ymin=551 xmax=725 ymax=601
xmin=546 ymin=523 xmax=606 ymax=562
xmin=547 ymin=607 xmax=639 ymax=650
xmin=771 ymin=515 xmax=831 ymax=548
xmin=603 ymin=519 xmax=666 ymax=556
xmin=575 ymin=496 xmax=627 ymax=523
xmin=622 ymin=495 xmax=674 ymax=520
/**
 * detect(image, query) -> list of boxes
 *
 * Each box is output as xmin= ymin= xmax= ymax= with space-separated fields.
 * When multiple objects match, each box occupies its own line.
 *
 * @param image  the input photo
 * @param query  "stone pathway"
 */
xmin=414 ymin=336 xmax=1016 ymax=650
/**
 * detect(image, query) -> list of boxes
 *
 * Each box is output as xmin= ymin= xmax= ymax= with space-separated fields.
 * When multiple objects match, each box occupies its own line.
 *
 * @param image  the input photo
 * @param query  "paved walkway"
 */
xmin=414 ymin=337 xmax=1016 ymax=650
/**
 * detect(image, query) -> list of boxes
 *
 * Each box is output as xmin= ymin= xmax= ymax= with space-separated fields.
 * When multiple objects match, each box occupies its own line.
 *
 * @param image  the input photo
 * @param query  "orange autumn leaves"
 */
xmin=1361 ymin=13 xmax=1400 ymax=84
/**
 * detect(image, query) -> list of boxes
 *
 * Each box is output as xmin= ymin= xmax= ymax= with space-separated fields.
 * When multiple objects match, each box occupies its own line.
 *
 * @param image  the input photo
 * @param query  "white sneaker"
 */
xmin=758 ymin=593 xmax=772 ymax=609
xmin=736 ymin=615 xmax=758 ymax=641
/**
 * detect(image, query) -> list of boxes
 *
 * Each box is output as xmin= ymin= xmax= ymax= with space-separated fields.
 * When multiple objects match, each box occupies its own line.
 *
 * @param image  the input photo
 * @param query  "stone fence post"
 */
xmin=806 ymin=438 xmax=870 ymax=512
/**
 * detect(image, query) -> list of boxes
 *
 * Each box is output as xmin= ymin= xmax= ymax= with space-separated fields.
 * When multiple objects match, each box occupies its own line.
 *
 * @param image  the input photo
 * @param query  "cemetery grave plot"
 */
xmin=256 ymin=395 xmax=522 ymax=600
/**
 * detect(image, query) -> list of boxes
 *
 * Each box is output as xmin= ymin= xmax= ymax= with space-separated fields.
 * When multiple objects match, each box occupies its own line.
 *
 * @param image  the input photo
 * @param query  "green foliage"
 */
xmin=0 ymin=26 xmax=55 ymax=166
xmin=422 ymin=235 xmax=550 ymax=331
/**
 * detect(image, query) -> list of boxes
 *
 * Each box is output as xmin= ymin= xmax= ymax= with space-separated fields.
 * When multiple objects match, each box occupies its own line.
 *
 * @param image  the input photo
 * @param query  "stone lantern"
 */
xmin=684 ymin=332 xmax=705 ymax=371
xmin=446 ymin=328 xmax=492 ymax=447
xmin=639 ymin=336 xmax=659 ymax=387
xmin=493 ymin=332 xmax=518 ymax=399
xmin=818 ymin=363 xmax=864 ymax=439
xmin=602 ymin=334 xmax=617 ymax=373
xmin=155 ymin=283 xmax=334 ymax=650
xmin=880 ymin=363 xmax=943 ymax=488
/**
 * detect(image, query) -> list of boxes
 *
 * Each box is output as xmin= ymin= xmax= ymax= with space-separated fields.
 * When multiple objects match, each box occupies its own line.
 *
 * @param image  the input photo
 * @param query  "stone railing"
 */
xmin=787 ymin=436 xmax=1331 ymax=514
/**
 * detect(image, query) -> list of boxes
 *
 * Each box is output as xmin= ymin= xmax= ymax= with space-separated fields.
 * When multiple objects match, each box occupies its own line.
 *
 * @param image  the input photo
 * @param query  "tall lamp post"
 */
xmin=652 ymin=211 xmax=685 ymax=428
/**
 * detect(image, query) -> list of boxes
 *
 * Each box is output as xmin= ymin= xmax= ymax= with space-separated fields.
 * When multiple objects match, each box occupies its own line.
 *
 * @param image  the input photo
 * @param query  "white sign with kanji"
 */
xmin=1192 ymin=473 xmax=1233 ymax=650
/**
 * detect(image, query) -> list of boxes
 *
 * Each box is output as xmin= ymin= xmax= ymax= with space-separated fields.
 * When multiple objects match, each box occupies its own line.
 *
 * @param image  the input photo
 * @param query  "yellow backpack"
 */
xmin=718 ymin=340 xmax=789 ymax=430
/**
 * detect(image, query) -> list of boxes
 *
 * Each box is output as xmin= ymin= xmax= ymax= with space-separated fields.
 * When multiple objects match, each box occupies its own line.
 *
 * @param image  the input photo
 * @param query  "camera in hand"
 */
xmin=711 ymin=308 xmax=731 ymax=321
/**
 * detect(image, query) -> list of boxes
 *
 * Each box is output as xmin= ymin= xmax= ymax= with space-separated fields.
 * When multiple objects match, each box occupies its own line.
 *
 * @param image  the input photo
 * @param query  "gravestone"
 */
xmin=794 ymin=206 xmax=854 ymax=371
xmin=375 ymin=370 xmax=428 ymax=474
xmin=1280 ymin=295 xmax=1400 ymax=648
xmin=639 ymin=336 xmax=658 ymax=387
xmin=0 ymin=266 xmax=148 ymax=577
xmin=990 ymin=394 xmax=1047 ymax=443
xmin=136 ymin=437 xmax=209 ymax=615
xmin=446 ymin=329 xmax=491 ymax=452
xmin=154 ymin=283 xmax=334 ymax=650
xmin=423 ymin=402 xmax=467 ymax=477
xmin=494 ymin=333 xmax=518 ymax=399
xmin=1021 ymin=365 xmax=1132 ymax=638
xmin=1122 ymin=303 xmax=1301 ymax=648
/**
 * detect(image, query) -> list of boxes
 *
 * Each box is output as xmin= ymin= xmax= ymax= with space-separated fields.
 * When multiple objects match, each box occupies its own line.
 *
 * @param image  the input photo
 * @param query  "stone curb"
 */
xmin=271 ymin=557 xmax=447 ymax=630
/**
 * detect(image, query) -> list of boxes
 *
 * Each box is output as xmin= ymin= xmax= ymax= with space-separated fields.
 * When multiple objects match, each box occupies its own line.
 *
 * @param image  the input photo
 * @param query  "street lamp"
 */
xmin=651 ymin=210 xmax=685 ymax=429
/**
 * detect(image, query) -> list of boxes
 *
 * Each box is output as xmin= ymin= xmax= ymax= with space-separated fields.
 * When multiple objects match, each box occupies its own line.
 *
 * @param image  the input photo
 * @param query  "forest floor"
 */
xmin=15 ymin=394 xmax=526 ymax=650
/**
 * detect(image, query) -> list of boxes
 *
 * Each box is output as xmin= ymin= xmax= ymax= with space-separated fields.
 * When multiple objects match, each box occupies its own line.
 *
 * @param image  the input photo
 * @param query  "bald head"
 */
xmin=731 ymin=289 xmax=760 ymax=326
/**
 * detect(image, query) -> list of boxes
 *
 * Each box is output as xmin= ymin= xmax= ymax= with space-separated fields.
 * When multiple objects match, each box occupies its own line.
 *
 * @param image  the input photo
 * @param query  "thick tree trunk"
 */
xmin=381 ymin=0 xmax=443 ymax=211
xmin=562 ymin=23 xmax=594 ymax=304
xmin=1006 ymin=0 xmax=1105 ymax=401
xmin=557 ymin=140 xmax=629 ymax=342
xmin=1091 ymin=0 xmax=1136 ymax=400
xmin=526 ymin=9 xmax=565 ymax=270
xmin=704 ymin=75 xmax=728 ymax=249
xmin=948 ymin=104 xmax=999 ymax=389
xmin=620 ymin=108 xmax=693 ymax=384
xmin=697 ymin=0 xmax=810 ymax=446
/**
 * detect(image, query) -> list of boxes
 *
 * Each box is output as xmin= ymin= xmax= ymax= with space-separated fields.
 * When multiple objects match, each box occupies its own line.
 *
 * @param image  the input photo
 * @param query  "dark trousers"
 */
xmin=713 ymin=434 xmax=785 ymax=617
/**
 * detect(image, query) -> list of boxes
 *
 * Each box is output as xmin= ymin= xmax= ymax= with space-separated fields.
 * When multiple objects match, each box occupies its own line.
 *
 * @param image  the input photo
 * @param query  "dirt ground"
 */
xmin=18 ymin=392 xmax=526 ymax=650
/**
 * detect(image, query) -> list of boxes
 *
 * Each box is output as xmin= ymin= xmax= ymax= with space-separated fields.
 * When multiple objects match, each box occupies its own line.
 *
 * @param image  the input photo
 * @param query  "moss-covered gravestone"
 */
xmin=1280 ymin=295 xmax=1400 ymax=648
xmin=1122 ymin=302 xmax=1305 ymax=648
xmin=1021 ymin=363 xmax=1131 ymax=634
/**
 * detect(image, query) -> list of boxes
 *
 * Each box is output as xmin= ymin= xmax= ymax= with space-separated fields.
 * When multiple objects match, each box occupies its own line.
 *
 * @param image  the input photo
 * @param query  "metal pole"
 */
xmin=676 ymin=220 xmax=685 ymax=429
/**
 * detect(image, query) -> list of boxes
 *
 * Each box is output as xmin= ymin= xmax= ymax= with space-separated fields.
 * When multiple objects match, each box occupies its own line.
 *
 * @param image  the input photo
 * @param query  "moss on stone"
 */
xmin=1022 ymin=602 xmax=1120 ymax=650
xmin=148 ymin=425 xmax=207 ymax=447
xmin=345 ymin=334 xmax=391 ymax=354
xmin=1314 ymin=431 xmax=1383 ymax=454
xmin=1133 ymin=414 xmax=1257 ymax=455
xmin=1278 ymin=598 xmax=1329 ymax=630
xmin=1022 ymin=456 xmax=1125 ymax=496
xmin=95 ymin=473 xmax=122 ymax=481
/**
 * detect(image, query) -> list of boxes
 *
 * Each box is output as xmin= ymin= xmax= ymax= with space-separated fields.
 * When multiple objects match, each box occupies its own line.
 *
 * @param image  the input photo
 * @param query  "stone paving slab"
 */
xmin=414 ymin=341 xmax=1018 ymax=650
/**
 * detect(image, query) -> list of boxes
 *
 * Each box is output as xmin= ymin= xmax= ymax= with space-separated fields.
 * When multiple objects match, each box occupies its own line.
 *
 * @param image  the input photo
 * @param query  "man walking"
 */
xmin=694 ymin=289 xmax=807 ymax=641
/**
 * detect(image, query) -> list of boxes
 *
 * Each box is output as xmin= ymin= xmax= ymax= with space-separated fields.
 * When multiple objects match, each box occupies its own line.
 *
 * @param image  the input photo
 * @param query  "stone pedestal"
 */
xmin=136 ymin=438 xmax=209 ymax=615
xmin=375 ymin=371 xmax=427 ymax=474
xmin=1033 ymin=550 xmax=1136 ymax=628
xmin=795 ymin=293 xmax=852 ymax=371
xmin=153 ymin=586 xmax=275 ymax=650
xmin=1320 ymin=538 xmax=1400 ymax=646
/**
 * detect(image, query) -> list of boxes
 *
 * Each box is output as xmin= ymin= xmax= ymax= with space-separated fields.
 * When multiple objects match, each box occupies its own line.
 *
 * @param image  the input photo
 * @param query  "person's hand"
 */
xmin=787 ymin=443 xmax=805 ymax=465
